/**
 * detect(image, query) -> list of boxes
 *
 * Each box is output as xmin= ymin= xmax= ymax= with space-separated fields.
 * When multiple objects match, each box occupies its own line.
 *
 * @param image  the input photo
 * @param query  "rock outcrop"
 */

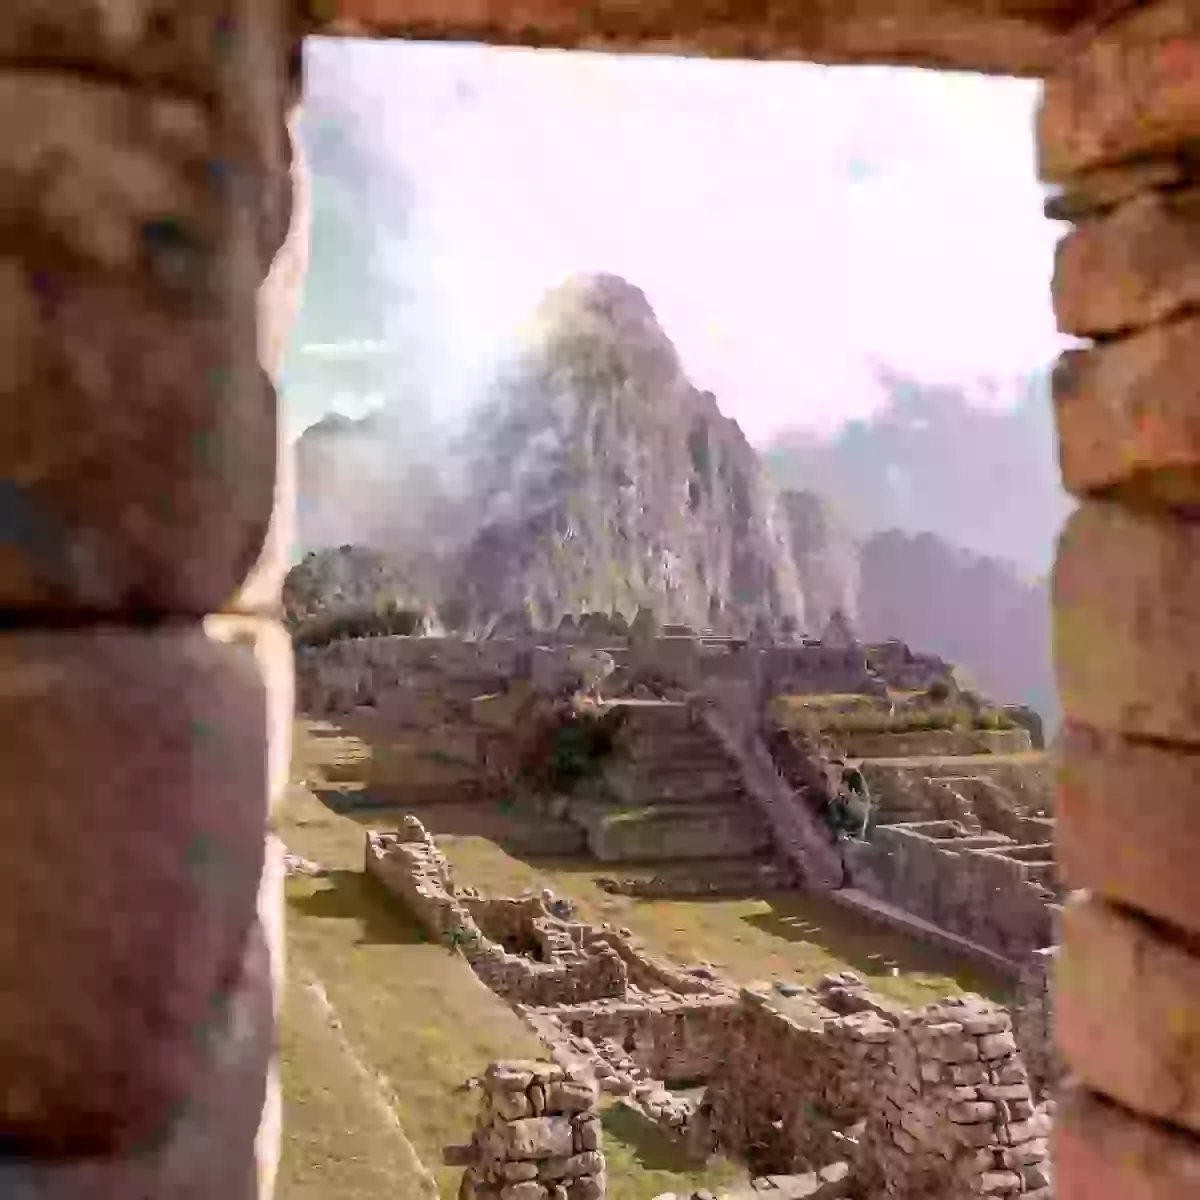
xmin=294 ymin=273 xmax=807 ymax=635
xmin=445 ymin=274 xmax=805 ymax=633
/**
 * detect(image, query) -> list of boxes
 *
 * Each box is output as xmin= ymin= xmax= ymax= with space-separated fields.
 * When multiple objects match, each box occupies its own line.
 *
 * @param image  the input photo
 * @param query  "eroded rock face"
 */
xmin=295 ymin=273 xmax=806 ymax=634
xmin=449 ymin=274 xmax=806 ymax=633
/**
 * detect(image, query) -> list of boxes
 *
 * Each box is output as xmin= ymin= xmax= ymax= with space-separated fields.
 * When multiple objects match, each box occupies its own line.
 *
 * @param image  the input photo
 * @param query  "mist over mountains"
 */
xmin=291 ymin=271 xmax=1062 ymax=727
xmin=287 ymin=42 xmax=1064 ymax=725
xmin=761 ymin=370 xmax=1070 ymax=580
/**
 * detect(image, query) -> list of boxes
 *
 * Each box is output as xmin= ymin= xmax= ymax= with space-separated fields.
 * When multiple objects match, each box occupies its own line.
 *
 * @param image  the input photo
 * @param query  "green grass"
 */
xmin=432 ymin=836 xmax=1010 ymax=1009
xmin=277 ymin=968 xmax=439 ymax=1200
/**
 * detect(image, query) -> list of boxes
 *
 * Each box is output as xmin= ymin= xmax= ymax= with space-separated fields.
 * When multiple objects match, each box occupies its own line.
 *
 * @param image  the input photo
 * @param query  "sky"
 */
xmin=287 ymin=41 xmax=1067 ymax=445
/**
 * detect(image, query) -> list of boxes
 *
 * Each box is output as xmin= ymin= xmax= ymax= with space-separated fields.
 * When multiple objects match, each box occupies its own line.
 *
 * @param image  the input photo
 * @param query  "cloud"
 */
xmin=291 ymin=42 xmax=1065 ymax=444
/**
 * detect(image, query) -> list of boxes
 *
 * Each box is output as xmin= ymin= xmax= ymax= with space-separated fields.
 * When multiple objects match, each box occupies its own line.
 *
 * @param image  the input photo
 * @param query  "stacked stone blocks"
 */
xmin=459 ymin=1061 xmax=606 ymax=1200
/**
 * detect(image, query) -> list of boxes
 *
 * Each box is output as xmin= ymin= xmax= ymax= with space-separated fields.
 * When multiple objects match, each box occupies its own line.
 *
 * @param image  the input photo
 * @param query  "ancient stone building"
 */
xmin=7 ymin=3 xmax=1200 ymax=1199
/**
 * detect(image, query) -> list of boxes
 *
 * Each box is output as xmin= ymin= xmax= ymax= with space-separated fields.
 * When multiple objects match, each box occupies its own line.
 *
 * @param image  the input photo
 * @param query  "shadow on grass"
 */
xmin=287 ymin=870 xmax=431 ymax=947
xmin=742 ymin=894 xmax=1011 ymax=1000
xmin=601 ymin=1103 xmax=708 ymax=1174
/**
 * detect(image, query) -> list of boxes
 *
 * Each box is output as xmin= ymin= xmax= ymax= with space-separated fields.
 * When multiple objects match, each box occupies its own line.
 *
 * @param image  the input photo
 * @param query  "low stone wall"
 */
xmin=365 ymin=821 xmax=626 ymax=1006
xmin=851 ymin=822 xmax=1059 ymax=962
xmin=529 ymin=994 xmax=738 ymax=1089
xmin=834 ymin=728 xmax=1033 ymax=760
xmin=371 ymin=819 xmax=1052 ymax=1199
xmin=458 ymin=1061 xmax=605 ymax=1200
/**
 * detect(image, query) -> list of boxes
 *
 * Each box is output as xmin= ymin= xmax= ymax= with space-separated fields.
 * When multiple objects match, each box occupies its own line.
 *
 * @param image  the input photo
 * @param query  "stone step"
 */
xmin=596 ymin=855 xmax=795 ymax=897
xmin=604 ymin=761 xmax=746 ymax=805
xmin=575 ymin=802 xmax=772 ymax=862
xmin=615 ymin=729 xmax=732 ymax=766
xmin=600 ymin=699 xmax=696 ymax=734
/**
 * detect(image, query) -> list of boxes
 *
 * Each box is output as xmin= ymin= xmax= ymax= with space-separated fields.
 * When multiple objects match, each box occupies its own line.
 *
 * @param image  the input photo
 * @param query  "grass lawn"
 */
xmin=430 ymin=835 xmax=1010 ymax=1008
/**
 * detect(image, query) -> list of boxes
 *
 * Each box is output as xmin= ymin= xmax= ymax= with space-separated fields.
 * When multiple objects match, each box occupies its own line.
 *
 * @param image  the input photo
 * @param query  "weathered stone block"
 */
xmin=1056 ymin=1081 xmax=1200 ymax=1200
xmin=977 ymin=1032 xmax=1017 ymax=1061
xmin=1055 ymin=188 xmax=1200 ymax=336
xmin=1053 ymin=501 xmax=1200 ymax=742
xmin=504 ymin=1117 xmax=575 ymax=1161
xmin=1058 ymin=892 xmax=1200 ymax=1135
xmin=573 ymin=1116 xmax=601 ymax=1152
xmin=493 ymin=1091 xmax=534 ymax=1122
xmin=500 ymin=1161 xmax=540 ymax=1183
xmin=566 ymin=1177 xmax=604 ymax=1200
xmin=1058 ymin=722 xmax=1200 ymax=935
xmin=547 ymin=1080 xmax=597 ymax=1114
xmin=979 ymin=1172 xmax=1021 ymax=1195
xmin=0 ymin=256 xmax=275 ymax=612
xmin=500 ymin=1182 xmax=545 ymax=1200
xmin=1053 ymin=317 xmax=1200 ymax=504
xmin=1045 ymin=156 xmax=1192 ymax=222
xmin=2 ymin=1 xmax=296 ymax=105
xmin=1039 ymin=0 xmax=1200 ymax=182
xmin=204 ymin=615 xmax=292 ymax=806
xmin=0 ymin=627 xmax=270 ymax=1153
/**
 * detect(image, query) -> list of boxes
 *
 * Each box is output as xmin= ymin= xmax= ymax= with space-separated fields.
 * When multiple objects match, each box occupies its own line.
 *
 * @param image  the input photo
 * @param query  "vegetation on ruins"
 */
xmin=516 ymin=702 xmax=629 ymax=796
xmin=788 ymin=702 xmax=1018 ymax=737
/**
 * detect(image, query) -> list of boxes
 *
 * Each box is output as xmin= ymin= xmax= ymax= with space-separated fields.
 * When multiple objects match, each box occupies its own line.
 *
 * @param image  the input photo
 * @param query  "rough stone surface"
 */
xmin=1053 ymin=315 xmax=1200 ymax=505
xmin=1058 ymin=721 xmax=1200 ymax=936
xmin=318 ymin=0 xmax=1076 ymax=77
xmin=1055 ymin=187 xmax=1200 ymax=336
xmin=0 ymin=628 xmax=270 ymax=1154
xmin=1056 ymin=1080 xmax=1200 ymax=1200
xmin=458 ymin=1061 xmax=606 ymax=1200
xmin=1057 ymin=891 xmax=1200 ymax=1135
xmin=1053 ymin=499 xmax=1200 ymax=743
xmin=0 ymin=74 xmax=279 ymax=614
xmin=1038 ymin=0 xmax=1200 ymax=181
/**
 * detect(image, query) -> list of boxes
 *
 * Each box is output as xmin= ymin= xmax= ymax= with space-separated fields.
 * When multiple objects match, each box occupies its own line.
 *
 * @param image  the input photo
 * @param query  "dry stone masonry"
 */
xmin=373 ymin=819 xmax=1053 ymax=1199
xmin=458 ymin=1061 xmax=606 ymax=1200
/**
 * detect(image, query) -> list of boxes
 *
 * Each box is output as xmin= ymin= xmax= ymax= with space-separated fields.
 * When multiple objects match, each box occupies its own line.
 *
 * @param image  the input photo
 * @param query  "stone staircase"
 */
xmin=690 ymin=696 xmax=846 ymax=891
xmin=567 ymin=701 xmax=777 ymax=865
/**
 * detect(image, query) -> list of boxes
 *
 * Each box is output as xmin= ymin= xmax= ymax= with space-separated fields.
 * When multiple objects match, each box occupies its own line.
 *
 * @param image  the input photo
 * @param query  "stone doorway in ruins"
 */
xmin=5 ymin=3 xmax=1200 ymax=1199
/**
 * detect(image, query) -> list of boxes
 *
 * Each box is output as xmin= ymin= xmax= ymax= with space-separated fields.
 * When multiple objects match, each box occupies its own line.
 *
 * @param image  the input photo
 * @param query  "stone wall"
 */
xmin=458 ymin=1061 xmax=605 ymax=1200
xmin=527 ymin=995 xmax=738 ymax=1089
xmin=863 ymin=642 xmax=956 ymax=693
xmin=1012 ymin=948 xmax=1061 ymax=1103
xmin=705 ymin=988 xmax=1051 ymax=1198
xmin=295 ymin=629 xmax=917 ymax=722
xmin=365 ymin=821 xmax=626 ymax=1006
xmin=834 ymin=728 xmax=1033 ymax=760
xmin=851 ymin=821 xmax=1059 ymax=962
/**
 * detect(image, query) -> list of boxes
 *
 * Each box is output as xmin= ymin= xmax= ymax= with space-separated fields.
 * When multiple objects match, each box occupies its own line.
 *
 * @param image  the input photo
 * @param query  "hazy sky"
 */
xmin=289 ymin=41 xmax=1067 ymax=444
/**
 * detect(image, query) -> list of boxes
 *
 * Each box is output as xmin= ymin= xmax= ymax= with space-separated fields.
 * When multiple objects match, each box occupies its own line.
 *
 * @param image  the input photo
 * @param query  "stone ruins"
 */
xmin=331 ymin=608 xmax=1063 ymax=1197
xmin=454 ymin=1061 xmax=605 ymax=1200
xmin=298 ymin=619 xmax=1059 ymax=975
xmin=368 ymin=813 xmax=1053 ymax=1199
